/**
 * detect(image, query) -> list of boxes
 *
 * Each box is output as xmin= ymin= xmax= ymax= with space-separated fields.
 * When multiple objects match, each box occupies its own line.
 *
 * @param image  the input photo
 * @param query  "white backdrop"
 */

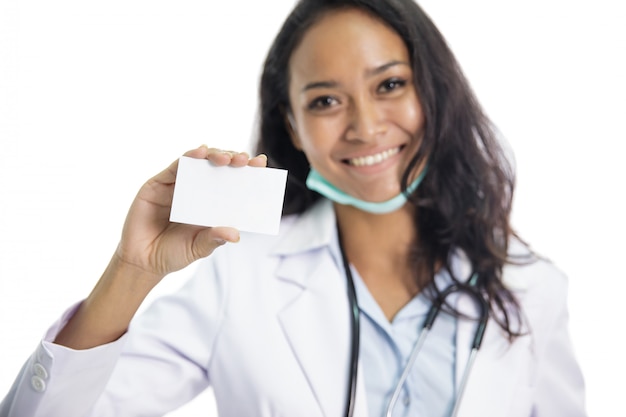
xmin=1 ymin=0 xmax=624 ymax=416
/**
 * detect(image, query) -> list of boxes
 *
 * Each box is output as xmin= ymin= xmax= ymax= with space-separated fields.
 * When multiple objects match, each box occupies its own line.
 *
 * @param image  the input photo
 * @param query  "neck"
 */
xmin=335 ymin=203 xmax=417 ymax=275
xmin=335 ymin=202 xmax=420 ymax=321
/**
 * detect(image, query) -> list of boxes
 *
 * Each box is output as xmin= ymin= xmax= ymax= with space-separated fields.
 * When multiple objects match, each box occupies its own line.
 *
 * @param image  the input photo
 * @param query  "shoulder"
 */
xmin=503 ymin=237 xmax=568 ymax=297
xmin=502 ymin=238 xmax=572 ymax=343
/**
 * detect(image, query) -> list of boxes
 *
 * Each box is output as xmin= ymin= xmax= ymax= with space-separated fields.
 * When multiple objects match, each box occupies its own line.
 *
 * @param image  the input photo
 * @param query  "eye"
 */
xmin=377 ymin=78 xmax=407 ymax=93
xmin=307 ymin=95 xmax=338 ymax=110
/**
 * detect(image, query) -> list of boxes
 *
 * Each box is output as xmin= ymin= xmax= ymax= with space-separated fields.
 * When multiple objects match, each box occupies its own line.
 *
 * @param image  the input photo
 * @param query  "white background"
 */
xmin=1 ymin=0 xmax=624 ymax=415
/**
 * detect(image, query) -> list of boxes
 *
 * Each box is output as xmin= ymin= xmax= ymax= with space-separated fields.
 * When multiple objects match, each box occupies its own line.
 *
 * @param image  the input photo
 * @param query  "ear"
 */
xmin=285 ymin=112 xmax=302 ymax=150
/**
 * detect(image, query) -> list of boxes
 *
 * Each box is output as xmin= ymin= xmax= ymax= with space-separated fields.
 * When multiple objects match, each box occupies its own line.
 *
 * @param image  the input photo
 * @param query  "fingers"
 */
xmin=248 ymin=153 xmax=268 ymax=167
xmin=148 ymin=146 xmax=267 ymax=194
xmin=204 ymin=146 xmax=268 ymax=168
xmin=183 ymin=145 xmax=212 ymax=159
xmin=205 ymin=148 xmax=248 ymax=167
xmin=181 ymin=145 xmax=268 ymax=166
xmin=149 ymin=145 xmax=211 ymax=187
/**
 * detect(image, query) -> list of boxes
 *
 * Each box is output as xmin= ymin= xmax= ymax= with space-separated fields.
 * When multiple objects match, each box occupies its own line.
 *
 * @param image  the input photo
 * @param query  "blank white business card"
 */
xmin=170 ymin=156 xmax=287 ymax=235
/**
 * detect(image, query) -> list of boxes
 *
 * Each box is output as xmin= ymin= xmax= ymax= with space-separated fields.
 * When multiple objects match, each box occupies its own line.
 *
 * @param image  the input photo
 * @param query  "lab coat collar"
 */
xmin=270 ymin=199 xmax=532 ymax=290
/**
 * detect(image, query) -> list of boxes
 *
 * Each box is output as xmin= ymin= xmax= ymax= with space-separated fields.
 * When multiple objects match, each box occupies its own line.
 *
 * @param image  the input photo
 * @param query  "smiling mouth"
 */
xmin=345 ymin=146 xmax=402 ymax=167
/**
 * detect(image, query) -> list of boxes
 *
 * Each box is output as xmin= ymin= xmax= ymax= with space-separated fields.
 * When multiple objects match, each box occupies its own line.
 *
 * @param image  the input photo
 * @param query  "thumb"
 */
xmin=191 ymin=227 xmax=240 ymax=260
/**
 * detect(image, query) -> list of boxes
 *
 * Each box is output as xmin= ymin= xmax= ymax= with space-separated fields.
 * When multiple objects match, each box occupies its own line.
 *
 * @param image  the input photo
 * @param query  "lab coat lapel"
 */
xmin=454 ymin=312 xmax=533 ymax=417
xmin=453 ymin=293 xmax=483 ymax=417
xmin=272 ymin=200 xmax=369 ymax=417
xmin=453 ymin=251 xmax=534 ymax=417
xmin=276 ymin=251 xmax=353 ymax=417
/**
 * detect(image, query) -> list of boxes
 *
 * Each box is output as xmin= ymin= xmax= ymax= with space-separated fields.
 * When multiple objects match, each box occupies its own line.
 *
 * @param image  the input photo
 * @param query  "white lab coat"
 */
xmin=0 ymin=199 xmax=586 ymax=417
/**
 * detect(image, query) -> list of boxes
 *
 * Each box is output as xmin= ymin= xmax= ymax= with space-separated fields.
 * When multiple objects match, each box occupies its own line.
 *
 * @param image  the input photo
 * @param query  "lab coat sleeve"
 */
xmin=529 ymin=268 xmax=587 ymax=416
xmin=0 ymin=257 xmax=229 ymax=417
xmin=0 ymin=303 xmax=128 ymax=417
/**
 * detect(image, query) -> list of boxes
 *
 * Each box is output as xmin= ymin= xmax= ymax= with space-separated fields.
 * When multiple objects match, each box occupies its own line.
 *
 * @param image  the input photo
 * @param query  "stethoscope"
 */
xmin=337 ymin=231 xmax=490 ymax=417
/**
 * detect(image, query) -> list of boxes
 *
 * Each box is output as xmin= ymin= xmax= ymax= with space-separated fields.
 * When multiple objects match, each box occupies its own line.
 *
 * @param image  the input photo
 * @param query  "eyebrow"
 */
xmin=365 ymin=60 xmax=409 ymax=77
xmin=300 ymin=60 xmax=409 ymax=93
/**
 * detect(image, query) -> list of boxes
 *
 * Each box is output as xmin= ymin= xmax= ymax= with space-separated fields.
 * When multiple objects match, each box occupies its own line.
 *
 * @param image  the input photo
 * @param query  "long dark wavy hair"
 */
xmin=255 ymin=0 xmax=526 ymax=338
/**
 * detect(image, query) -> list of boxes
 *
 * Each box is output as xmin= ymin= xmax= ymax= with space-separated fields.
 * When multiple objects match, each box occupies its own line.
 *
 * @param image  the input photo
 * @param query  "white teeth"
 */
xmin=348 ymin=147 xmax=400 ymax=167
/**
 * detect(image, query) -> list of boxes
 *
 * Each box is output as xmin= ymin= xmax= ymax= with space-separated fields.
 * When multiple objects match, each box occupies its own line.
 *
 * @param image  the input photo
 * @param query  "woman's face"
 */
xmin=287 ymin=7 xmax=425 ymax=203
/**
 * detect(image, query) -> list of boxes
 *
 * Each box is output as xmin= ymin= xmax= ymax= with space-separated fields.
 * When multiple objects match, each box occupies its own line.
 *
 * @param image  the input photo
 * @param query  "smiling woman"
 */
xmin=286 ymin=8 xmax=424 ymax=204
xmin=3 ymin=0 xmax=618 ymax=416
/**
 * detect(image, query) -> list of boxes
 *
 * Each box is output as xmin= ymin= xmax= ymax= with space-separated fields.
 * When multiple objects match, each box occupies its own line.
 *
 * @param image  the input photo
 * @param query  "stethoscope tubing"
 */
xmin=450 ymin=348 xmax=479 ymax=417
xmin=385 ymin=283 xmax=488 ymax=417
xmin=338 ymin=228 xmax=490 ymax=417
xmin=340 ymin=232 xmax=360 ymax=417
xmin=385 ymin=327 xmax=431 ymax=416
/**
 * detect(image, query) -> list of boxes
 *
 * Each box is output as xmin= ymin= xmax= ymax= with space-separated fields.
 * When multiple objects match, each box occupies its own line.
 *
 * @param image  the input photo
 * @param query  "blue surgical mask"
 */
xmin=305 ymin=166 xmax=427 ymax=214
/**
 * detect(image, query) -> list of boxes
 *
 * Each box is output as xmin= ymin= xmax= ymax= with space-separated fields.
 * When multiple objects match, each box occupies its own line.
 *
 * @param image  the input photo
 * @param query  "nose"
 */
xmin=345 ymin=96 xmax=387 ymax=142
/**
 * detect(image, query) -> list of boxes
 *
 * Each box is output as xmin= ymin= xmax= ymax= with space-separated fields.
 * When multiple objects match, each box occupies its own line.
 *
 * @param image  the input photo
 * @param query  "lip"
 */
xmin=341 ymin=145 xmax=405 ymax=167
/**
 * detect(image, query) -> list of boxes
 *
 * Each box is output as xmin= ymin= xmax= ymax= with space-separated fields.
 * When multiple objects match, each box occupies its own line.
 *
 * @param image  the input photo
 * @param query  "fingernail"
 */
xmin=213 ymin=238 xmax=226 ymax=245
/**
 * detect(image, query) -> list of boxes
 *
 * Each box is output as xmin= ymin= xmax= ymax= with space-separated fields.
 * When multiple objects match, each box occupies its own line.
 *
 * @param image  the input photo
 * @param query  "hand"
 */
xmin=115 ymin=145 xmax=268 ymax=283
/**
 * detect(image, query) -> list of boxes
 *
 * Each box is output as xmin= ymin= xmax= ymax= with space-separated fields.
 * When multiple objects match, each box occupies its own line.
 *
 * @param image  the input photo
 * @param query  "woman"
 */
xmin=0 ymin=0 xmax=586 ymax=416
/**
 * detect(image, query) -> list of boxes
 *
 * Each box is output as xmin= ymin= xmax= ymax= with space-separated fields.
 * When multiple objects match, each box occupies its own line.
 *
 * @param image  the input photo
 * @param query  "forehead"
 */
xmin=288 ymin=8 xmax=410 ymax=84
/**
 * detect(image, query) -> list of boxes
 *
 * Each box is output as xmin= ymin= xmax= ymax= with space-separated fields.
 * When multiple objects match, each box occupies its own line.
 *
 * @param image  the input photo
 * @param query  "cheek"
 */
xmin=297 ymin=118 xmax=342 ymax=156
xmin=298 ymin=138 xmax=329 ymax=167
xmin=400 ymin=98 xmax=424 ymax=134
